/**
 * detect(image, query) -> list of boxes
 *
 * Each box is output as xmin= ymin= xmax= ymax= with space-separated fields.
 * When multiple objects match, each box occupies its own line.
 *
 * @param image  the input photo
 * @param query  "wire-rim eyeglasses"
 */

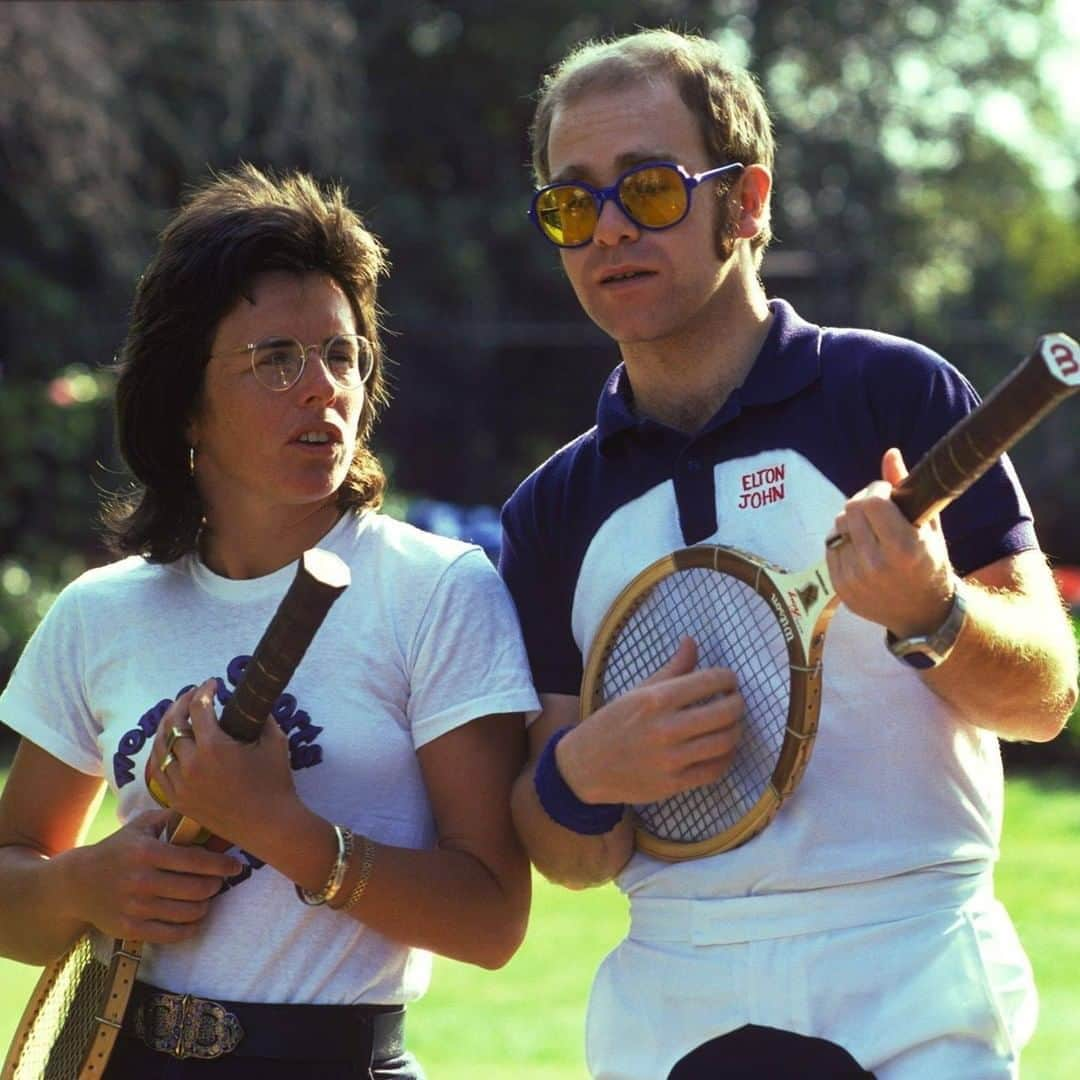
xmin=210 ymin=334 xmax=375 ymax=392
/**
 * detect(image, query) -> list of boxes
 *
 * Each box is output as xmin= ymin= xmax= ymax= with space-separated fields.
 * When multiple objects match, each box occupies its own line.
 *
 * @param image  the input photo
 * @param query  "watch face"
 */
xmin=887 ymin=586 xmax=968 ymax=670
xmin=897 ymin=647 xmax=937 ymax=670
xmin=886 ymin=632 xmax=941 ymax=668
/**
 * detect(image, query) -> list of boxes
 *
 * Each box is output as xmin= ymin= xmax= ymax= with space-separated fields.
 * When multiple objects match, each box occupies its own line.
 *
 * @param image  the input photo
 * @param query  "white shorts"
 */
xmin=585 ymin=873 xmax=1036 ymax=1079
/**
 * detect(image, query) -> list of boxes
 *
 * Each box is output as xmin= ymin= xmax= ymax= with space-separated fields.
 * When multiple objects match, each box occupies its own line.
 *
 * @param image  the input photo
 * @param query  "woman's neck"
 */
xmin=198 ymin=500 xmax=344 ymax=579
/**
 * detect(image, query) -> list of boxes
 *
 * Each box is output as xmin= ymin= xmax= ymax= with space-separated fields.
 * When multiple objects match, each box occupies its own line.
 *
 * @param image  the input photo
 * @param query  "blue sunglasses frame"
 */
xmin=529 ymin=160 xmax=745 ymax=248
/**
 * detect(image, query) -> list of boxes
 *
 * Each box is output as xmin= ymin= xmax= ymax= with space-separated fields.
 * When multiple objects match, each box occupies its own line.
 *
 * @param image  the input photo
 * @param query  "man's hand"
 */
xmin=828 ymin=447 xmax=956 ymax=639
xmin=556 ymin=637 xmax=743 ymax=806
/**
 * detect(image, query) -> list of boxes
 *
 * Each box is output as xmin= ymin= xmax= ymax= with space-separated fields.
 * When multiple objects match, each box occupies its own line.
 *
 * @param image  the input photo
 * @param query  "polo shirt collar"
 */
xmin=596 ymin=298 xmax=823 ymax=451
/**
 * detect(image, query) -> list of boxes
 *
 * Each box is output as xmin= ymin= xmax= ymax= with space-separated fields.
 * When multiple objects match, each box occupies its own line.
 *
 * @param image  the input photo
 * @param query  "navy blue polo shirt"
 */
xmin=500 ymin=299 xmax=1035 ymax=698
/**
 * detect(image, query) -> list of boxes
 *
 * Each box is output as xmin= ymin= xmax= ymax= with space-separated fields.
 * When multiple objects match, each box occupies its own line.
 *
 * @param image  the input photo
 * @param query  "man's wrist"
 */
xmin=534 ymin=726 xmax=624 ymax=835
xmin=553 ymin=725 xmax=592 ymax=802
xmin=886 ymin=579 xmax=968 ymax=670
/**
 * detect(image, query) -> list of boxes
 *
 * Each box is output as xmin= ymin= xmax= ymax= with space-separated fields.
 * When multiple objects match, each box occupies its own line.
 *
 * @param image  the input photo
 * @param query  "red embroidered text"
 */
xmin=738 ymin=464 xmax=785 ymax=509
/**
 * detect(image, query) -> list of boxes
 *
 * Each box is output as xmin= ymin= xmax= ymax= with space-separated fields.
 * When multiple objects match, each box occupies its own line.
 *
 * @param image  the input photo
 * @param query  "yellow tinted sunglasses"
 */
xmin=530 ymin=161 xmax=744 ymax=248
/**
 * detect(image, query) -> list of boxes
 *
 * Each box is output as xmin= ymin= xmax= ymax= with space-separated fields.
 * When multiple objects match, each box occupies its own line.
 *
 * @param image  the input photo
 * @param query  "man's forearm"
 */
xmin=510 ymin=764 xmax=633 ymax=889
xmin=923 ymin=570 xmax=1078 ymax=740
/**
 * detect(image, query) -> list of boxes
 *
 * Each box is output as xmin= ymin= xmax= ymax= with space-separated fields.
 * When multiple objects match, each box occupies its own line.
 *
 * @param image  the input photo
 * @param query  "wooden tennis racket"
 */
xmin=1 ymin=547 xmax=350 ymax=1080
xmin=581 ymin=331 xmax=1080 ymax=862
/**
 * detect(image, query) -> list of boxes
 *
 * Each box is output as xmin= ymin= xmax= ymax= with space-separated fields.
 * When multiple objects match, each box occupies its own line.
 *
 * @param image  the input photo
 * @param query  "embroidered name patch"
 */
xmin=738 ymin=464 xmax=786 ymax=509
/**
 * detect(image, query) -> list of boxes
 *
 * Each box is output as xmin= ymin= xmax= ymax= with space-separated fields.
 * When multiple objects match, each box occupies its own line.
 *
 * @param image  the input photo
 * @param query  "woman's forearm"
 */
xmin=0 ymin=844 xmax=89 ymax=965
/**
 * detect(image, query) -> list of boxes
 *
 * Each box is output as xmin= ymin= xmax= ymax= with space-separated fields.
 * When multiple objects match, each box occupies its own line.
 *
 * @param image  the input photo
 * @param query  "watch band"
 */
xmin=885 ymin=582 xmax=968 ymax=670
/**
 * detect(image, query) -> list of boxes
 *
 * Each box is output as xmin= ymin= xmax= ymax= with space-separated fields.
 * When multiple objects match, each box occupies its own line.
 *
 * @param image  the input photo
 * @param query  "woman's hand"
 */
xmin=67 ymin=808 xmax=243 ymax=943
xmin=0 ymin=739 xmax=243 ymax=963
xmin=147 ymin=680 xmax=301 ymax=854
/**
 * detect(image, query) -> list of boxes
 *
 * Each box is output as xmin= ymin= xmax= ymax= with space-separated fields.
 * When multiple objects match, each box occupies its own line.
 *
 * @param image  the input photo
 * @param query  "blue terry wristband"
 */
xmin=534 ymin=726 xmax=624 ymax=835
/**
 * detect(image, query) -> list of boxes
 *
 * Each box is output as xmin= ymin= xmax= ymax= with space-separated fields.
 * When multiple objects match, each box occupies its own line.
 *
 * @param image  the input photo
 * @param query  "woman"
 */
xmin=0 ymin=165 xmax=539 ymax=1078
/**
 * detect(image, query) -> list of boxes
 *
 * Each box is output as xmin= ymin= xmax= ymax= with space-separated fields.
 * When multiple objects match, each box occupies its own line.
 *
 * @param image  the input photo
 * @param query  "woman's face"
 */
xmin=188 ymin=270 xmax=366 ymax=533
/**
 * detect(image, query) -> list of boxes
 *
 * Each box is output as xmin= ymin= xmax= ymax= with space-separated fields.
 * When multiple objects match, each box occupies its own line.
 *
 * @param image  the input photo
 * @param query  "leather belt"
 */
xmin=124 ymin=981 xmax=405 ymax=1063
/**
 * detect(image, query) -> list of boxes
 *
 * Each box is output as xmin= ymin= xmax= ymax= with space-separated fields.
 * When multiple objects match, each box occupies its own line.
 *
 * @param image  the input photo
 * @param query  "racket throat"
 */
xmin=782 ymin=560 xmax=837 ymax=652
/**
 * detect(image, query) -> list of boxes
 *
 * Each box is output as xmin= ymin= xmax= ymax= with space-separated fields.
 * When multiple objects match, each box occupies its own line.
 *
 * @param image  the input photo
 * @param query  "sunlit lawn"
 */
xmin=0 ymin=772 xmax=1076 ymax=1079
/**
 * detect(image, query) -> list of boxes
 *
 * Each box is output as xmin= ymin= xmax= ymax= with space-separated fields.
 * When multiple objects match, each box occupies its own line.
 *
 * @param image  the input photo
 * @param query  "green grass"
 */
xmin=991 ymin=773 xmax=1080 ymax=1077
xmin=1 ymin=774 xmax=1076 ymax=1078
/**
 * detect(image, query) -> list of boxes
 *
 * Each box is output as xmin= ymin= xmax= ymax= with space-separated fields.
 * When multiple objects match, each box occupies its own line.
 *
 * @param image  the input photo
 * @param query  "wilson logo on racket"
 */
xmin=796 ymin=580 xmax=824 ymax=615
xmin=769 ymin=593 xmax=795 ymax=642
xmin=580 ymin=332 xmax=1080 ymax=862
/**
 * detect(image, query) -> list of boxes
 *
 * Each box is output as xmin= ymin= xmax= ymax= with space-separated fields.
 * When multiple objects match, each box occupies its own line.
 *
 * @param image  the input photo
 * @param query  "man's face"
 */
xmin=546 ymin=76 xmax=739 ymax=347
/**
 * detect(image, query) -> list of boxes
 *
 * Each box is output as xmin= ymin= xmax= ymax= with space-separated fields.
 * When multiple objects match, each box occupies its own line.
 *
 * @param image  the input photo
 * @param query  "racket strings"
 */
xmin=11 ymin=935 xmax=110 ymax=1079
xmin=598 ymin=568 xmax=791 ymax=844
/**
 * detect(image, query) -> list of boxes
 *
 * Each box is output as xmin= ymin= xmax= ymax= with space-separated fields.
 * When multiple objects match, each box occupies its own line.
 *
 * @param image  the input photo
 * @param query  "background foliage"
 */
xmin=1 ymin=1 xmax=1078 ymax=759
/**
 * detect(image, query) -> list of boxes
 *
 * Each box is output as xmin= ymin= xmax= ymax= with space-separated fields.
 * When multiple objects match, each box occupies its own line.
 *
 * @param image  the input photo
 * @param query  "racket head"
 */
xmin=2 ymin=934 xmax=117 ymax=1080
xmin=581 ymin=545 xmax=826 ymax=861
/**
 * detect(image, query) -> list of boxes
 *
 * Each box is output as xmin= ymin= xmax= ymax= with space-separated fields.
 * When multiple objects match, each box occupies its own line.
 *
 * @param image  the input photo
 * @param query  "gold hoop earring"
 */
xmin=188 ymin=446 xmax=196 ymax=476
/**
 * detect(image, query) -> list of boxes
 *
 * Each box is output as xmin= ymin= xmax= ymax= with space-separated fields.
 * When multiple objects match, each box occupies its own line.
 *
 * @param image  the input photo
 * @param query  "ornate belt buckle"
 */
xmin=136 ymin=991 xmax=245 ymax=1059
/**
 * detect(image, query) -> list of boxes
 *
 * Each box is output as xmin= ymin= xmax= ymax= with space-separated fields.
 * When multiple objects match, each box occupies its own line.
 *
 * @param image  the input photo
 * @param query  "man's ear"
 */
xmin=731 ymin=163 xmax=772 ymax=239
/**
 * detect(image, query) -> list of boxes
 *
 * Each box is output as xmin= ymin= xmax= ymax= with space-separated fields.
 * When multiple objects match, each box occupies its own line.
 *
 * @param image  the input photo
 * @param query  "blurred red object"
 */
xmin=1052 ymin=565 xmax=1080 ymax=611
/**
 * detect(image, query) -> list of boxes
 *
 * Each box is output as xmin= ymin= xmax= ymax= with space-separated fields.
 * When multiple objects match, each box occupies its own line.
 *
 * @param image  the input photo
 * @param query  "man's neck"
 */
xmin=621 ymin=285 xmax=773 ymax=436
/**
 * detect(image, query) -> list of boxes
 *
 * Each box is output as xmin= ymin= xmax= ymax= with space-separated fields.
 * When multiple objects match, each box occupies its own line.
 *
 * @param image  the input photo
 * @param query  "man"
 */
xmin=499 ymin=28 xmax=1078 ymax=1080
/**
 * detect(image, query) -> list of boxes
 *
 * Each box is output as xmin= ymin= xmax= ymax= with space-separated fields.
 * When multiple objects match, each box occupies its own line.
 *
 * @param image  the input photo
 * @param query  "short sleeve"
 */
xmin=822 ymin=332 xmax=1037 ymax=577
xmin=499 ymin=478 xmax=584 ymax=697
xmin=0 ymin=583 xmax=104 ymax=775
xmin=405 ymin=548 xmax=539 ymax=749
xmin=884 ymin=358 xmax=1036 ymax=575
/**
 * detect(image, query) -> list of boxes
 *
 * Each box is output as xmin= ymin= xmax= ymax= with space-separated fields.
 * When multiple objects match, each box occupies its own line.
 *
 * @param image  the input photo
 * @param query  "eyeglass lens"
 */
xmin=251 ymin=335 xmax=372 ymax=391
xmin=535 ymin=165 xmax=689 ymax=247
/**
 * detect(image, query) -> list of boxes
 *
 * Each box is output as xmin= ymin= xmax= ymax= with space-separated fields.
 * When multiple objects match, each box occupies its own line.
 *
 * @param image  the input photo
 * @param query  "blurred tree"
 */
xmin=351 ymin=0 xmax=1080 ymax=517
xmin=0 ymin=0 xmax=372 ymax=685
xmin=1 ymin=0 xmax=1077 ymax=705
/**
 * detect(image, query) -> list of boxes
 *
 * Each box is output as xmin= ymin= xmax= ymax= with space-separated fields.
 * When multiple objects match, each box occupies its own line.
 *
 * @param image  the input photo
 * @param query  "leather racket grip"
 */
xmin=217 ymin=547 xmax=351 ymax=742
xmin=162 ymin=547 xmax=350 ymax=848
xmin=892 ymin=332 xmax=1080 ymax=525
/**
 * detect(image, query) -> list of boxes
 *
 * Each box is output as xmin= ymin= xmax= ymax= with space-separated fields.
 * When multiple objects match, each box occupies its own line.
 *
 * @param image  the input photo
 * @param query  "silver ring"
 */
xmin=825 ymin=532 xmax=848 ymax=551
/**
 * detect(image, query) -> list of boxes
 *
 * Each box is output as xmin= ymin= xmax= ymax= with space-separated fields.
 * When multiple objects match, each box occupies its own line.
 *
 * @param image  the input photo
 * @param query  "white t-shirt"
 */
xmin=0 ymin=510 xmax=540 ymax=1004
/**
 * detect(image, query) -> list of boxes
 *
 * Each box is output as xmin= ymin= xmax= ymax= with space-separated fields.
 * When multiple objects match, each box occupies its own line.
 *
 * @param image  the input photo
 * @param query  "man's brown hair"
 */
xmin=530 ymin=28 xmax=775 ymax=259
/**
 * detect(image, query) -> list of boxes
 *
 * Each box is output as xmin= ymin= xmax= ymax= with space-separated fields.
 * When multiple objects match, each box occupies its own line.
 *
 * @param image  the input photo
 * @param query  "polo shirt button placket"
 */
xmin=674 ymin=449 xmax=717 ymax=545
